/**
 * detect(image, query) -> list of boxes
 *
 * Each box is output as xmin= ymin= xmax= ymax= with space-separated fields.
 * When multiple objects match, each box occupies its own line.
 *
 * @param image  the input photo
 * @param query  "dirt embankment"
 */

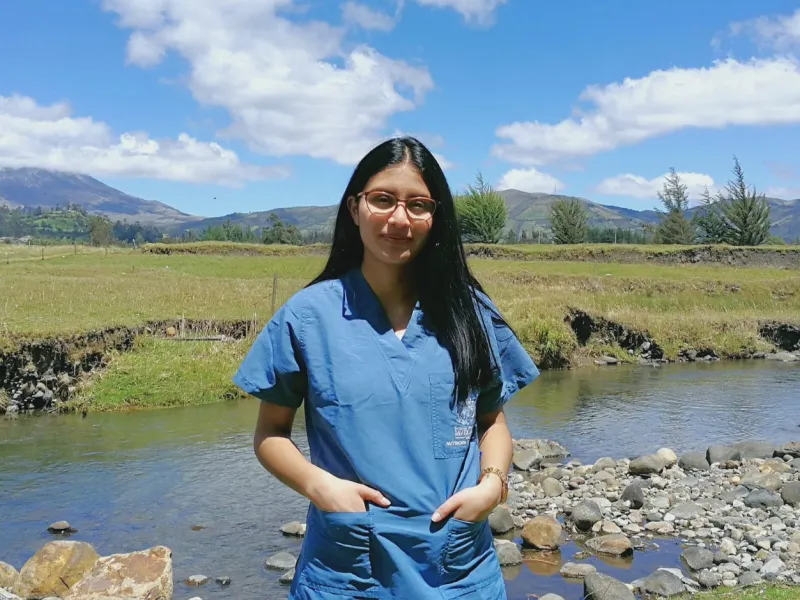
xmin=0 ymin=320 xmax=252 ymax=414
xmin=466 ymin=245 xmax=800 ymax=269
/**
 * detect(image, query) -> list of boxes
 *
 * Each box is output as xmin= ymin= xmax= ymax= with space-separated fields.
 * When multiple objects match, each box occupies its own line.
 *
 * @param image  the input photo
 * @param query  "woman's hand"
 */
xmin=431 ymin=476 xmax=503 ymax=523
xmin=306 ymin=471 xmax=391 ymax=513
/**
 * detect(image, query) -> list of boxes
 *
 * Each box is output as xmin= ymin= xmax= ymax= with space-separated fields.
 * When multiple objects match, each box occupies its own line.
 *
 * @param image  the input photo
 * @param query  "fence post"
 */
xmin=271 ymin=273 xmax=278 ymax=315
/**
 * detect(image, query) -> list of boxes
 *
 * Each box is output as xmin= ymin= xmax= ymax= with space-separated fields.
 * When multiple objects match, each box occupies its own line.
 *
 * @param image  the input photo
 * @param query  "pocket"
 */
xmin=299 ymin=509 xmax=378 ymax=597
xmin=430 ymin=373 xmax=476 ymax=459
xmin=441 ymin=517 xmax=497 ymax=593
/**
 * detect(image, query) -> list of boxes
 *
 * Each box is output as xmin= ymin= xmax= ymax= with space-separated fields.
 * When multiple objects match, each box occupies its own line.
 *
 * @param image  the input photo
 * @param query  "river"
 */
xmin=1 ymin=360 xmax=799 ymax=600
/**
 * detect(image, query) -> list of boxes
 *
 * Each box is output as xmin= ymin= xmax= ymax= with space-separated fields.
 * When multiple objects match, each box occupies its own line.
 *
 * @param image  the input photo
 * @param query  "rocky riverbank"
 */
xmin=263 ymin=438 xmax=800 ymax=599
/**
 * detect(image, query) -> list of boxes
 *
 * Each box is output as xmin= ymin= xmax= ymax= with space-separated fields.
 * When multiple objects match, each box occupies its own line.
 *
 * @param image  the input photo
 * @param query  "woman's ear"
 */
xmin=347 ymin=196 xmax=359 ymax=226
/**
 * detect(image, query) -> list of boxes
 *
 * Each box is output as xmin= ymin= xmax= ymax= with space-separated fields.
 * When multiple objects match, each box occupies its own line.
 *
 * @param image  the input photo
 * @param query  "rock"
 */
xmin=719 ymin=538 xmax=738 ymax=555
xmin=513 ymin=438 xmax=570 ymax=459
xmin=679 ymin=452 xmax=710 ymax=471
xmin=761 ymin=557 xmax=786 ymax=577
xmin=775 ymin=441 xmax=800 ymax=458
xmin=744 ymin=488 xmax=784 ymax=509
xmin=781 ymin=481 xmax=800 ymax=506
xmin=493 ymin=540 xmax=522 ymax=566
xmin=584 ymin=572 xmax=635 ymax=600
xmin=739 ymin=571 xmax=762 ymax=586
xmin=707 ymin=445 xmax=741 ymax=465
xmin=279 ymin=569 xmax=295 ymax=585
xmin=572 ymin=500 xmax=603 ymax=532
xmin=741 ymin=470 xmax=782 ymax=491
xmin=488 ymin=504 xmax=515 ymax=534
xmin=766 ymin=351 xmax=798 ymax=362
xmin=734 ymin=440 xmax=777 ymax=459
xmin=0 ymin=562 xmax=22 ymax=596
xmin=698 ymin=570 xmax=721 ymax=589
xmin=540 ymin=595 xmax=565 ymax=600
xmin=667 ymin=502 xmax=704 ymax=520
xmin=0 ymin=589 xmax=22 ymax=600
xmin=542 ymin=477 xmax=564 ymax=497
xmin=165 ymin=326 xmax=177 ymax=337
xmin=656 ymin=448 xmax=678 ymax=467
xmin=265 ymin=552 xmax=297 ymax=570
xmin=512 ymin=449 xmax=542 ymax=471
xmin=592 ymin=457 xmax=616 ymax=472
xmin=47 ymin=521 xmax=75 ymax=534
xmin=215 ymin=576 xmax=231 ymax=585
xmin=682 ymin=547 xmax=714 ymax=571
xmin=585 ymin=534 xmax=633 ymax=557
xmin=560 ymin=562 xmax=596 ymax=579
xmin=280 ymin=521 xmax=306 ymax=537
xmin=629 ymin=454 xmax=665 ymax=475
xmin=521 ymin=515 xmax=562 ymax=550
xmin=186 ymin=575 xmax=209 ymax=586
xmin=19 ymin=541 xmax=100 ymax=599
xmin=621 ymin=481 xmax=645 ymax=509
xmin=62 ymin=545 xmax=172 ymax=600
xmin=638 ymin=570 xmax=685 ymax=597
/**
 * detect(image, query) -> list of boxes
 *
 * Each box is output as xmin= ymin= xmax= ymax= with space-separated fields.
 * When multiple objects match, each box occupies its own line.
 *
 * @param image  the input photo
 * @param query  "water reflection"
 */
xmin=1 ymin=360 xmax=798 ymax=600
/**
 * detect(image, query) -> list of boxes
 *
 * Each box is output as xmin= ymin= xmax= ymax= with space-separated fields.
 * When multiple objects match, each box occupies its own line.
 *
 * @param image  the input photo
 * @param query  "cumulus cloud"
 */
xmin=101 ymin=0 xmax=434 ymax=166
xmin=0 ymin=94 xmax=288 ymax=185
xmin=497 ymin=167 xmax=565 ymax=193
xmin=595 ymin=172 xmax=715 ymax=201
xmin=765 ymin=186 xmax=800 ymax=200
xmin=413 ymin=0 xmax=506 ymax=23
xmin=342 ymin=1 xmax=396 ymax=31
xmin=727 ymin=8 xmax=800 ymax=52
xmin=492 ymin=56 xmax=800 ymax=166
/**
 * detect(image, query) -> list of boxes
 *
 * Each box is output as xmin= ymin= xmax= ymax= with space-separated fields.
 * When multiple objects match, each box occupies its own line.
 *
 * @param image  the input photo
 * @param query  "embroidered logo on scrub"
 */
xmin=446 ymin=395 xmax=476 ymax=449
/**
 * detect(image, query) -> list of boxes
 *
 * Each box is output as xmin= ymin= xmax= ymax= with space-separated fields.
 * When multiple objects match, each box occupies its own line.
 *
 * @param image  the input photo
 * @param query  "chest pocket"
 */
xmin=430 ymin=373 xmax=477 ymax=460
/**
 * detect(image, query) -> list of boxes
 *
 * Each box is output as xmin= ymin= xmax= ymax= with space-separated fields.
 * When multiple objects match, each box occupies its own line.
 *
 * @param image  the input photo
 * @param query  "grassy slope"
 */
xmin=686 ymin=585 xmax=795 ymax=599
xmin=2 ymin=244 xmax=799 ymax=409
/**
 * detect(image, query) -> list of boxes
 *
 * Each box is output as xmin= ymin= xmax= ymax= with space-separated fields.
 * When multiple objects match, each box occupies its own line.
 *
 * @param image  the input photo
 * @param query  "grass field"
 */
xmin=684 ymin=584 xmax=795 ymax=599
xmin=2 ymin=243 xmax=799 ymax=410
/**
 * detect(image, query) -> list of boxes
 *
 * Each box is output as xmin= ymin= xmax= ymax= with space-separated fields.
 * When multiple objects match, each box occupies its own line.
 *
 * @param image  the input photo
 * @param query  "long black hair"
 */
xmin=309 ymin=136 xmax=500 ymax=397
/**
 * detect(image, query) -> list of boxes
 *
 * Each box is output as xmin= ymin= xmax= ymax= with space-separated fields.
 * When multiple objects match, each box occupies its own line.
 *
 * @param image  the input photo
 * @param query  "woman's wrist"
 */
xmin=478 ymin=471 xmax=505 ymax=506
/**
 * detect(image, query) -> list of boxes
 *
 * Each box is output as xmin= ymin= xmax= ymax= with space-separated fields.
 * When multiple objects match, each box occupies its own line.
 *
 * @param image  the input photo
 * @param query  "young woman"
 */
xmin=233 ymin=137 xmax=539 ymax=599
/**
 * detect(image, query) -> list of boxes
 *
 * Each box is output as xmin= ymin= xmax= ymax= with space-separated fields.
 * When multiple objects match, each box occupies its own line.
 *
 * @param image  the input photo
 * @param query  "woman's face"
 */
xmin=348 ymin=163 xmax=435 ymax=267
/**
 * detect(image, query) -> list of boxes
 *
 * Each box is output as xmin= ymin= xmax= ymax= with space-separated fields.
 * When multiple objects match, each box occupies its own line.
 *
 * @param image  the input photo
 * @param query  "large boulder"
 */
xmin=706 ymin=445 xmax=741 ymax=465
xmin=488 ymin=504 xmax=515 ymax=534
xmin=63 ymin=546 xmax=173 ymax=600
xmin=584 ymin=573 xmax=635 ymax=600
xmin=0 ymin=562 xmax=22 ymax=596
xmin=521 ymin=515 xmax=562 ymax=550
xmin=678 ymin=452 xmax=710 ymax=471
xmin=629 ymin=454 xmax=665 ymax=475
xmin=637 ymin=570 xmax=685 ymax=597
xmin=774 ymin=442 xmax=800 ymax=458
xmin=19 ymin=541 xmax=99 ymax=598
xmin=571 ymin=500 xmax=603 ymax=532
xmin=733 ymin=441 xmax=777 ymax=460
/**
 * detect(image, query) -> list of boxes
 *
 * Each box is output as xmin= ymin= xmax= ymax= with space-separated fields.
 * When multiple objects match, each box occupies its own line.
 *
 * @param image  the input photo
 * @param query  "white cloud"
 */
xmin=101 ymin=0 xmax=434 ymax=166
xmin=728 ymin=9 xmax=800 ymax=52
xmin=342 ymin=1 xmax=396 ymax=31
xmin=595 ymin=172 xmax=715 ymax=200
xmin=414 ymin=0 xmax=505 ymax=23
xmin=765 ymin=186 xmax=800 ymax=199
xmin=497 ymin=167 xmax=565 ymax=193
xmin=0 ymin=94 xmax=288 ymax=185
xmin=492 ymin=56 xmax=800 ymax=166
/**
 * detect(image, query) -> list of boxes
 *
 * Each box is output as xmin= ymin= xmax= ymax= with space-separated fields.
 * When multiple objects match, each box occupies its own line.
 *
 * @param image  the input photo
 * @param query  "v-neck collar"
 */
xmin=342 ymin=268 xmax=429 ymax=393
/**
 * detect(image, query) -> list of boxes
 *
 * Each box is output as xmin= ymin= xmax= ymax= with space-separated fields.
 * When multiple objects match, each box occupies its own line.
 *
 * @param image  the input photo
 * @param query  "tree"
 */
xmin=695 ymin=157 xmax=772 ymax=246
xmin=549 ymin=198 xmax=588 ymax=244
xmin=88 ymin=215 xmax=113 ymax=246
xmin=262 ymin=214 xmax=303 ymax=245
xmin=454 ymin=172 xmax=507 ymax=244
xmin=654 ymin=168 xmax=696 ymax=245
xmin=504 ymin=229 xmax=519 ymax=244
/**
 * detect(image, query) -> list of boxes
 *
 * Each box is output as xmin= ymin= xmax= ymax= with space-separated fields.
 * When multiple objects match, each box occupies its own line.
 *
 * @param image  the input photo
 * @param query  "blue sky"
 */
xmin=1 ymin=0 xmax=799 ymax=218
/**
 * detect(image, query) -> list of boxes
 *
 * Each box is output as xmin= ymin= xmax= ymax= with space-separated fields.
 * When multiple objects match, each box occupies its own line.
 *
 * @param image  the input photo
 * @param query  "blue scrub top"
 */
xmin=234 ymin=268 xmax=539 ymax=599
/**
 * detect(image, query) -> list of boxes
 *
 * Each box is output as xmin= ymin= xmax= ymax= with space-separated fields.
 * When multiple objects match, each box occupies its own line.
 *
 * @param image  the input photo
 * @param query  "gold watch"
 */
xmin=478 ymin=467 xmax=508 ymax=504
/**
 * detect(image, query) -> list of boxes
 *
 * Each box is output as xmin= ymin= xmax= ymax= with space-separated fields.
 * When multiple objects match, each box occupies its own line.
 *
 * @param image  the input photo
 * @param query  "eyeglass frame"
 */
xmin=354 ymin=190 xmax=437 ymax=221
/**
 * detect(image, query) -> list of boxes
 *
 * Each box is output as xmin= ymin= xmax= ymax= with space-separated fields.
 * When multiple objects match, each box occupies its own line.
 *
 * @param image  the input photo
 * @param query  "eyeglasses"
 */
xmin=357 ymin=190 xmax=437 ymax=221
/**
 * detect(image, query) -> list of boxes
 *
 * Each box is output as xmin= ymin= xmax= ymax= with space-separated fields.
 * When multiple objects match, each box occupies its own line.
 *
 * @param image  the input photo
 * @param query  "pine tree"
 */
xmin=454 ymin=172 xmax=508 ymax=244
xmin=696 ymin=157 xmax=772 ymax=246
xmin=549 ymin=199 xmax=588 ymax=244
xmin=654 ymin=168 xmax=696 ymax=244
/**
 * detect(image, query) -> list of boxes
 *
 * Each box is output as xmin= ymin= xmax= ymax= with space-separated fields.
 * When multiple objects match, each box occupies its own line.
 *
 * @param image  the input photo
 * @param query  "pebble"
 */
xmin=186 ymin=575 xmax=209 ymax=586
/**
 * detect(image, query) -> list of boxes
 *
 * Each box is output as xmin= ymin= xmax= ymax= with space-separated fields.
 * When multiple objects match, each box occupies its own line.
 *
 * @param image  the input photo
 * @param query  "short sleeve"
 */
xmin=476 ymin=299 xmax=540 ymax=415
xmin=232 ymin=303 xmax=307 ymax=409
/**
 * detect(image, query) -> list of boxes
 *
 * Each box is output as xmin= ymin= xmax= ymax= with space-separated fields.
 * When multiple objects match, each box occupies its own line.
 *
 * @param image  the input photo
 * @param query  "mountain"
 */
xmin=0 ymin=167 xmax=202 ymax=227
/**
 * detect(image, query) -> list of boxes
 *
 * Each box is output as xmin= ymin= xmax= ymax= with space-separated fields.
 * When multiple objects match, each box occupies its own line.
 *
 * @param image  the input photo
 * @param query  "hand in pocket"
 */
xmin=308 ymin=471 xmax=391 ymax=513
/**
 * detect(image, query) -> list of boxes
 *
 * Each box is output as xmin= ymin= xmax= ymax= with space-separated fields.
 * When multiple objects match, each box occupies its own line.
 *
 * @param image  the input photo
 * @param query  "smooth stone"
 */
xmin=186 ymin=575 xmax=209 ymax=586
xmin=638 ymin=570 xmax=685 ymax=597
xmin=521 ymin=515 xmax=562 ymax=550
xmin=584 ymin=573 xmax=635 ymax=600
xmin=682 ymin=547 xmax=714 ymax=571
xmin=279 ymin=569 xmax=295 ymax=584
xmin=265 ymin=552 xmax=297 ymax=571
xmin=679 ymin=452 xmax=710 ymax=471
xmin=572 ymin=500 xmax=603 ymax=532
xmin=560 ymin=562 xmax=597 ymax=579
xmin=488 ymin=504 xmax=515 ymax=534
xmin=494 ymin=540 xmax=522 ymax=566
xmin=585 ymin=534 xmax=633 ymax=557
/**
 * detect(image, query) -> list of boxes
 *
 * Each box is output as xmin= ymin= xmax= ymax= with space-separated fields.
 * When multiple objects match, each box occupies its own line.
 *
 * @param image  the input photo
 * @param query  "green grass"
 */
xmin=68 ymin=337 xmax=249 ymax=411
xmin=2 ymin=243 xmax=800 ymax=411
xmin=683 ymin=584 xmax=796 ymax=599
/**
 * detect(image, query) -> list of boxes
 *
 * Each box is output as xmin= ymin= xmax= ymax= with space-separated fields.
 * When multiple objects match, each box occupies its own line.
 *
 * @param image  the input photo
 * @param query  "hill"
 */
xmin=0 ymin=168 xmax=202 ymax=227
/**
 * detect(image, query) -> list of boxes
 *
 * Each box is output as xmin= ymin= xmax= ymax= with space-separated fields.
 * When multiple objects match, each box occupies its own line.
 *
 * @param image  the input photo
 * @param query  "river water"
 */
xmin=2 ymin=360 xmax=799 ymax=600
